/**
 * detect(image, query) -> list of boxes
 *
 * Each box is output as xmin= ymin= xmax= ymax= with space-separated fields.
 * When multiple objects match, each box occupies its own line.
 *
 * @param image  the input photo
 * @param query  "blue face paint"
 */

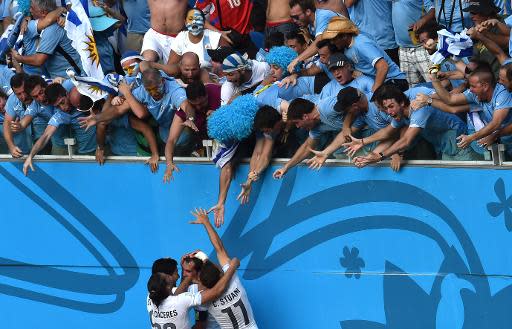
xmin=186 ymin=10 xmax=204 ymax=36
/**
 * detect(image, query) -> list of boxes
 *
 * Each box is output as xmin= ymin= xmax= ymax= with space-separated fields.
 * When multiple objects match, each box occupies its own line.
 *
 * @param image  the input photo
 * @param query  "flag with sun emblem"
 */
xmin=64 ymin=0 xmax=104 ymax=80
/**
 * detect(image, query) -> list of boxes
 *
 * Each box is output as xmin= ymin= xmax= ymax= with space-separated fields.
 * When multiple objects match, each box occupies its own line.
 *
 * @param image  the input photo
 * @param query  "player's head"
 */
xmin=0 ymin=89 xmax=7 ymax=114
xmin=223 ymin=53 xmax=251 ymax=86
xmin=287 ymin=98 xmax=318 ymax=130
xmin=142 ymin=68 xmax=165 ymax=101
xmin=25 ymin=75 xmax=49 ymax=104
xmin=180 ymin=52 xmax=201 ymax=84
xmin=185 ymin=8 xmax=205 ymax=36
xmin=46 ymin=83 xmax=71 ymax=112
xmin=10 ymin=73 xmax=31 ymax=105
xmin=152 ymin=257 xmax=179 ymax=286
xmin=120 ymin=51 xmax=143 ymax=77
xmin=182 ymin=256 xmax=203 ymax=281
xmin=147 ymin=272 xmax=173 ymax=307
xmin=372 ymin=84 xmax=409 ymax=121
xmin=254 ymin=105 xmax=282 ymax=134
xmin=199 ymin=260 xmax=222 ymax=289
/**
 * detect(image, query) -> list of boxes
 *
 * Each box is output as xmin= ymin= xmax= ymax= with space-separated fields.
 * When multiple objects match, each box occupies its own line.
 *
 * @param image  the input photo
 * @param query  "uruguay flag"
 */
xmin=0 ymin=12 xmax=24 ymax=60
xmin=67 ymin=69 xmax=117 ymax=102
xmin=65 ymin=0 xmax=104 ymax=80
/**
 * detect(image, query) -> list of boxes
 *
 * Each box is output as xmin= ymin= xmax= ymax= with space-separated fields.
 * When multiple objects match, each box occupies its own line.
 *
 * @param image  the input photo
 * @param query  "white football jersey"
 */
xmin=206 ymin=264 xmax=258 ymax=329
xmin=148 ymin=292 xmax=201 ymax=329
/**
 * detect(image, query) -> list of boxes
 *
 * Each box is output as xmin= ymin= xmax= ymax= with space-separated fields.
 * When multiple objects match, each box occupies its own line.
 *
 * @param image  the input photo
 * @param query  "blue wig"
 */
xmin=18 ymin=0 xmax=31 ymax=15
xmin=265 ymin=46 xmax=299 ymax=76
xmin=207 ymin=94 xmax=259 ymax=143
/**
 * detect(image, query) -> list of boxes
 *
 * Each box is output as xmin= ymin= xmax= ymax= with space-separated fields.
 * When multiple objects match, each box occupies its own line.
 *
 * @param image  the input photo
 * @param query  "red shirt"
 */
xmin=195 ymin=0 xmax=253 ymax=34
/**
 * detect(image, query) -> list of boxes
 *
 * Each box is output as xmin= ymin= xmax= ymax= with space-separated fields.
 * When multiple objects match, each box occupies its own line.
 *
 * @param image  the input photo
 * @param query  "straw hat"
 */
xmin=321 ymin=16 xmax=359 ymax=40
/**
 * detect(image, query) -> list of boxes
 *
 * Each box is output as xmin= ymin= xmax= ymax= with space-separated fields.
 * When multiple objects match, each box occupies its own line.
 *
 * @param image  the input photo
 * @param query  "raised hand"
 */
xmin=307 ymin=149 xmax=328 ymax=170
xmin=163 ymin=162 xmax=179 ymax=183
xmin=146 ymin=154 xmax=159 ymax=173
xmin=208 ymin=203 xmax=225 ymax=228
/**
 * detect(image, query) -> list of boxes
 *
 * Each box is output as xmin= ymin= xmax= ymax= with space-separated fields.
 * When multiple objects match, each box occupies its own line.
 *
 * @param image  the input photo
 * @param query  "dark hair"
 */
xmin=0 ymin=89 xmax=7 ymax=100
xmin=416 ymin=20 xmax=441 ymax=40
xmin=78 ymin=95 xmax=94 ymax=112
xmin=24 ymin=75 xmax=48 ymax=94
xmin=286 ymin=31 xmax=306 ymax=45
xmin=265 ymin=31 xmax=285 ymax=49
xmin=186 ymin=80 xmax=207 ymax=100
xmin=288 ymin=98 xmax=315 ymax=120
xmin=254 ymin=105 xmax=281 ymax=130
xmin=147 ymin=273 xmax=170 ymax=307
xmin=317 ymin=39 xmax=337 ymax=53
xmin=372 ymin=84 xmax=410 ymax=107
xmin=45 ymin=83 xmax=67 ymax=105
xmin=471 ymin=66 xmax=496 ymax=87
xmin=10 ymin=73 xmax=29 ymax=89
xmin=334 ymin=87 xmax=361 ymax=113
xmin=151 ymin=258 xmax=178 ymax=275
xmin=502 ymin=63 xmax=512 ymax=82
xmin=289 ymin=0 xmax=315 ymax=12
xmin=183 ymin=256 xmax=203 ymax=273
xmin=199 ymin=260 xmax=221 ymax=289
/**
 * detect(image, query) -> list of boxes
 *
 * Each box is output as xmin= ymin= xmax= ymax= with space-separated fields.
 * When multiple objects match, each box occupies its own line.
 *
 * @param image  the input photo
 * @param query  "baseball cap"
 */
xmin=321 ymin=16 xmax=359 ymax=40
xmin=463 ymin=1 xmax=499 ymax=15
xmin=222 ymin=53 xmax=250 ymax=73
xmin=333 ymin=87 xmax=361 ymax=113
xmin=327 ymin=52 xmax=351 ymax=71
xmin=207 ymin=47 xmax=235 ymax=63
xmin=89 ymin=5 xmax=119 ymax=32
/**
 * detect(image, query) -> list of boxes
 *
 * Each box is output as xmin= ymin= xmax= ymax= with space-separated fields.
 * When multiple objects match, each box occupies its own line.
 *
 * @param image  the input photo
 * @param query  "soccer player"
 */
xmin=190 ymin=208 xmax=259 ymax=329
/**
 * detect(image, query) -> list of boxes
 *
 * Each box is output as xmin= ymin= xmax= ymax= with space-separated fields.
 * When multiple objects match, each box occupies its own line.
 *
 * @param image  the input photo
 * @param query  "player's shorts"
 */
xmin=141 ymin=28 xmax=177 ymax=64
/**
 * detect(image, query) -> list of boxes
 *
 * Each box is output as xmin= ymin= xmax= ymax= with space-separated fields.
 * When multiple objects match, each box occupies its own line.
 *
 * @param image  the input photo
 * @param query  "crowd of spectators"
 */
xmin=2 ymin=0 xmax=512 ymax=224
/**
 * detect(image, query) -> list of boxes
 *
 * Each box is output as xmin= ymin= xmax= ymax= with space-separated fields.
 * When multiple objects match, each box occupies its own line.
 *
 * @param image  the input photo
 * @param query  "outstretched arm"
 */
xmin=190 ymin=208 xmax=230 ymax=266
xmin=199 ymin=258 xmax=240 ymax=304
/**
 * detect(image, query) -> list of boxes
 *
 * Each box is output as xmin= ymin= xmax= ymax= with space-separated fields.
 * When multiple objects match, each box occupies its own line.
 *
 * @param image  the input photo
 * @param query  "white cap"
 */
xmin=194 ymin=251 xmax=208 ymax=262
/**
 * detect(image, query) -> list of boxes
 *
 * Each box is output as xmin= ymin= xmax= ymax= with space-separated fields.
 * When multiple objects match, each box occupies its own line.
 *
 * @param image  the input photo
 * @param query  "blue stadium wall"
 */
xmin=1 ymin=160 xmax=511 ymax=329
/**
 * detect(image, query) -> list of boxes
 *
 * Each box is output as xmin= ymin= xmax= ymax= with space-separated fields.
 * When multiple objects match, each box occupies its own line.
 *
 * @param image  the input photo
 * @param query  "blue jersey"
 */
xmin=310 ymin=96 xmax=344 ymax=139
xmin=319 ymin=75 xmax=374 ymax=99
xmin=353 ymin=92 xmax=393 ymax=130
xmin=132 ymin=78 xmax=187 ymax=142
xmin=392 ymin=0 xmax=433 ymax=48
xmin=344 ymin=34 xmax=405 ymax=81
xmin=314 ymin=9 xmax=341 ymax=37
xmin=350 ymin=0 xmax=396 ymax=50
xmin=4 ymin=94 xmax=33 ymax=153
xmin=464 ymin=84 xmax=512 ymax=127
xmin=48 ymin=109 xmax=97 ymax=154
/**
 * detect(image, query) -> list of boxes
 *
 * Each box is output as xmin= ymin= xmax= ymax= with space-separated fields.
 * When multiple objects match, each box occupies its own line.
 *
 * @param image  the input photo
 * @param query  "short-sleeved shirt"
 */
xmin=344 ymin=34 xmax=406 ymax=81
xmin=48 ymin=109 xmax=97 ymax=154
xmin=5 ymin=94 xmax=33 ymax=153
xmin=314 ymin=9 xmax=341 ymax=37
xmin=25 ymin=101 xmax=55 ymax=126
xmin=148 ymin=292 xmax=202 ymax=329
xmin=220 ymin=60 xmax=270 ymax=105
xmin=432 ymin=0 xmax=472 ymax=33
xmin=195 ymin=0 xmax=253 ymax=34
xmin=37 ymin=23 xmax=83 ymax=78
xmin=349 ymin=0 xmax=396 ymax=50
xmin=22 ymin=19 xmax=44 ymax=75
xmin=205 ymin=263 xmax=258 ymax=329
xmin=505 ymin=16 xmax=512 ymax=59
xmin=309 ymin=96 xmax=344 ymax=139
xmin=132 ymin=78 xmax=187 ymax=141
xmin=94 ymin=27 xmax=116 ymax=74
xmin=122 ymin=0 xmax=150 ymax=34
xmin=392 ymin=0 xmax=432 ymax=48
xmin=171 ymin=30 xmax=222 ymax=68
xmin=352 ymin=93 xmax=394 ymax=130
xmin=317 ymin=61 xmax=335 ymax=81
xmin=463 ymin=84 xmax=512 ymax=128
xmin=391 ymin=87 xmax=467 ymax=151
xmin=0 ymin=64 xmax=14 ymax=94
xmin=107 ymin=115 xmax=137 ymax=156
xmin=176 ymin=83 xmax=221 ymax=139
xmin=319 ymin=75 xmax=374 ymax=99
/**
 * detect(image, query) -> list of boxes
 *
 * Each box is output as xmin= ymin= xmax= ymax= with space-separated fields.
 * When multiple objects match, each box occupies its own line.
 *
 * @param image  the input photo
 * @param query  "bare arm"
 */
xmin=381 ymin=127 xmax=422 ymax=158
xmin=37 ymin=7 xmax=67 ymax=32
xmin=190 ymin=209 xmax=230 ymax=266
xmin=274 ymin=137 xmax=317 ymax=178
xmin=430 ymin=78 xmax=468 ymax=106
xmin=372 ymin=58 xmax=388 ymax=92
xmin=3 ymin=116 xmax=22 ymax=157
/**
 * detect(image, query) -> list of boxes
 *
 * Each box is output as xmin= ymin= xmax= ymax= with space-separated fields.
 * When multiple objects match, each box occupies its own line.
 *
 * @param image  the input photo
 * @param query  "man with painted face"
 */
xmin=23 ymin=83 xmax=97 ymax=175
xmin=168 ymin=8 xmax=228 ymax=68
xmin=220 ymin=53 xmax=270 ymax=105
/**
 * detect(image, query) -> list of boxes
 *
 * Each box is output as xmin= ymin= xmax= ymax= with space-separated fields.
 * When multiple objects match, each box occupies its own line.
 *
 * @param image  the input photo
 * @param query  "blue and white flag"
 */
xmin=67 ymin=69 xmax=117 ymax=102
xmin=65 ymin=0 xmax=104 ymax=80
xmin=0 ymin=12 xmax=24 ymax=60
xmin=430 ymin=29 xmax=473 ymax=65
